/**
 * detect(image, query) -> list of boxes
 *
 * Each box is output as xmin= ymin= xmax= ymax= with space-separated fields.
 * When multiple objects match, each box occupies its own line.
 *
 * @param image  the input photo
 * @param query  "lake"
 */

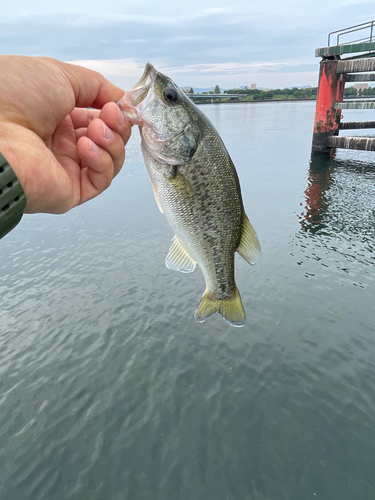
xmin=1 ymin=101 xmax=375 ymax=500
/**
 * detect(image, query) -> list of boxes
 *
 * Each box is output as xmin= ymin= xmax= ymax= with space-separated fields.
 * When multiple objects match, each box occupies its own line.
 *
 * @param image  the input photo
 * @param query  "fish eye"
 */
xmin=163 ymin=87 xmax=178 ymax=103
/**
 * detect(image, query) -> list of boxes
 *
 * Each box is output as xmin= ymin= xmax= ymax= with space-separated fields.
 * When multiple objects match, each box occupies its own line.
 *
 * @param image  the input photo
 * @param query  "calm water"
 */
xmin=1 ymin=101 xmax=375 ymax=500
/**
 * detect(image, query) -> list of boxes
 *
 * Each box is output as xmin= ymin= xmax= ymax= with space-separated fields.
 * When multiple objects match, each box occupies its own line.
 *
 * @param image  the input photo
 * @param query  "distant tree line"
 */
xmin=187 ymin=84 xmax=375 ymax=102
xmin=223 ymin=87 xmax=318 ymax=100
xmin=344 ymin=87 xmax=375 ymax=96
xmin=189 ymin=86 xmax=374 ymax=98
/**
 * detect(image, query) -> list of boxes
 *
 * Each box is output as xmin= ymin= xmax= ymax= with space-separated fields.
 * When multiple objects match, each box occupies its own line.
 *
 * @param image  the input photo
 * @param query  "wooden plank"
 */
xmin=315 ymin=41 xmax=375 ymax=57
xmin=339 ymin=121 xmax=375 ymax=129
xmin=334 ymin=100 xmax=375 ymax=109
xmin=328 ymin=136 xmax=375 ymax=151
xmin=346 ymin=73 xmax=375 ymax=82
xmin=336 ymin=57 xmax=375 ymax=73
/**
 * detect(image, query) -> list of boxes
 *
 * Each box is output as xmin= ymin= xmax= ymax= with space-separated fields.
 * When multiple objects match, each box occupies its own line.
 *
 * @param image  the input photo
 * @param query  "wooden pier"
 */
xmin=312 ymin=20 xmax=375 ymax=154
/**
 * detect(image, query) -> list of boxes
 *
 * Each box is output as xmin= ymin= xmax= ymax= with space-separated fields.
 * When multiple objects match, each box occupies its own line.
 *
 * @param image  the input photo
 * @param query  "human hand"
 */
xmin=0 ymin=55 xmax=131 ymax=214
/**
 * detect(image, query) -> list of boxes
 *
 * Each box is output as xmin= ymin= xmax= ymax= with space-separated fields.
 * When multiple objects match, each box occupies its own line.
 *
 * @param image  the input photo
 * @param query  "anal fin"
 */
xmin=165 ymin=236 xmax=196 ymax=273
xmin=237 ymin=213 xmax=261 ymax=265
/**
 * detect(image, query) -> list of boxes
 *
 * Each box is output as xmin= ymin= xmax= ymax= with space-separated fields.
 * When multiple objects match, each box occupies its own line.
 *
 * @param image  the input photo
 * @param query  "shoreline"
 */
xmin=194 ymin=97 xmax=317 ymax=105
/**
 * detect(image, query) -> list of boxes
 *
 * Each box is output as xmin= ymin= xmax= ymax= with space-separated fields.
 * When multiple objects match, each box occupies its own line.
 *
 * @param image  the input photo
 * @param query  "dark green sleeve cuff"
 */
xmin=0 ymin=153 xmax=27 ymax=239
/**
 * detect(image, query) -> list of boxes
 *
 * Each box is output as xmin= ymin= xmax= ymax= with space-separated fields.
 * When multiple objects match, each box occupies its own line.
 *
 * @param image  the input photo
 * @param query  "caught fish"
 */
xmin=118 ymin=63 xmax=260 ymax=327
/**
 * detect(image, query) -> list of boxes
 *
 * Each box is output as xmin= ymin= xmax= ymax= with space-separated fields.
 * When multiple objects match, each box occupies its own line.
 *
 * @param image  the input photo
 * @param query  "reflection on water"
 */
xmin=296 ymin=154 xmax=375 ymax=281
xmin=301 ymin=155 xmax=375 ymax=238
xmin=299 ymin=156 xmax=334 ymax=234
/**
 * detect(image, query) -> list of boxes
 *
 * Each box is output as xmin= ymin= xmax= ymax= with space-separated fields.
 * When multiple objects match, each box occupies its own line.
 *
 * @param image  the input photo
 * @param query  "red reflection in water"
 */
xmin=300 ymin=157 xmax=333 ymax=233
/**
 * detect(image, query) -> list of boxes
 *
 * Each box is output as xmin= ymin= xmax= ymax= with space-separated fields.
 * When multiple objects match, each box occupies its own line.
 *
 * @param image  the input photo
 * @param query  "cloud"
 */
xmin=1 ymin=3 xmax=373 ymax=89
xmin=68 ymin=57 xmax=318 ymax=89
xmin=162 ymin=35 xmax=209 ymax=44
xmin=163 ymin=60 xmax=309 ymax=75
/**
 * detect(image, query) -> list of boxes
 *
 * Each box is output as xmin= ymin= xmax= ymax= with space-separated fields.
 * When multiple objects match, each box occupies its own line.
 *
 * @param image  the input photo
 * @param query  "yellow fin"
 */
xmin=237 ymin=213 xmax=261 ymax=265
xmin=165 ymin=236 xmax=196 ymax=273
xmin=151 ymin=179 xmax=163 ymax=213
xmin=194 ymin=286 xmax=245 ymax=327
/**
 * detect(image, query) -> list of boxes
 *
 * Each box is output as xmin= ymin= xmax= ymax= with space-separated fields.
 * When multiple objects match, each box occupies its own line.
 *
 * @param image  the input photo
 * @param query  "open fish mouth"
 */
xmin=117 ymin=63 xmax=157 ymax=124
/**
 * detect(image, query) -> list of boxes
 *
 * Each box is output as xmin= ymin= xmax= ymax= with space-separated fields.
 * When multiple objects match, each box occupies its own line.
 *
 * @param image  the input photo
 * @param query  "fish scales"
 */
xmin=118 ymin=63 xmax=260 ymax=327
xmin=157 ymin=119 xmax=242 ymax=287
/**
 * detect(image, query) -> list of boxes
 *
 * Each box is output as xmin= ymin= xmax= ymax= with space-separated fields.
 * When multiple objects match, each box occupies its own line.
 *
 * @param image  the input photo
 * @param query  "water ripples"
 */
xmin=1 ymin=103 xmax=375 ymax=499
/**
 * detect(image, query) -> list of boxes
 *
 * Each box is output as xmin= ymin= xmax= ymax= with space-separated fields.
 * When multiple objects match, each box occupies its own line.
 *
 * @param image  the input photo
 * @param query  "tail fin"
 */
xmin=194 ymin=286 xmax=245 ymax=327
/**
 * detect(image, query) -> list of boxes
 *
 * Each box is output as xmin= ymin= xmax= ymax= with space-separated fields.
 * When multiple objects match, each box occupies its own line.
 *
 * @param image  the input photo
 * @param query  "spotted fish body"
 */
xmin=118 ymin=64 xmax=260 ymax=327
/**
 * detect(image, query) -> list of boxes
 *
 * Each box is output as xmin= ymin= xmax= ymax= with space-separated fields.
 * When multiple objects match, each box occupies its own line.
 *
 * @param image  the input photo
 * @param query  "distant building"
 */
xmin=354 ymin=83 xmax=369 ymax=91
xmin=251 ymin=83 xmax=257 ymax=90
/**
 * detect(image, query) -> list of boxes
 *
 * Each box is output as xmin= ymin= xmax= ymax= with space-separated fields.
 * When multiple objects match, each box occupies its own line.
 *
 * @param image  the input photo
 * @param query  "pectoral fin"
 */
xmin=168 ymin=170 xmax=195 ymax=198
xmin=151 ymin=179 xmax=163 ymax=213
xmin=165 ymin=236 xmax=196 ymax=273
xmin=237 ymin=213 xmax=261 ymax=265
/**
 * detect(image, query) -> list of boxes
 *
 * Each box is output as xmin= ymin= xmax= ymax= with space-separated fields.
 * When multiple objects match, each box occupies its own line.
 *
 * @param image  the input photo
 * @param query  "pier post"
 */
xmin=312 ymin=58 xmax=346 ymax=154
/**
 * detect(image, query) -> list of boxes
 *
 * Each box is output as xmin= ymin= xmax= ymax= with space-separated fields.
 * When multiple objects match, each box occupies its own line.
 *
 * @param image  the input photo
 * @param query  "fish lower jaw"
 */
xmin=121 ymin=109 xmax=143 ymax=126
xmin=117 ymin=97 xmax=143 ymax=126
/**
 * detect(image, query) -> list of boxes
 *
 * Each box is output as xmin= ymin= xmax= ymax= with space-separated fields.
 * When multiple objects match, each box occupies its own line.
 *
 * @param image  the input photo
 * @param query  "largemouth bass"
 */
xmin=118 ymin=64 xmax=260 ymax=327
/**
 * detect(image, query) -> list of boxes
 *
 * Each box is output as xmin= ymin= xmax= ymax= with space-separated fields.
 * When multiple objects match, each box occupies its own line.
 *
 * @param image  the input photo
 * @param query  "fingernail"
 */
xmin=90 ymin=139 xmax=99 ymax=153
xmin=103 ymin=123 xmax=114 ymax=141
xmin=117 ymin=106 xmax=125 ymax=125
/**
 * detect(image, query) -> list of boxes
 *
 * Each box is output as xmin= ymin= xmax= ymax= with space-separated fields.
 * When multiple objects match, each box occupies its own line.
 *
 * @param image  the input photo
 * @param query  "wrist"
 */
xmin=0 ymin=151 xmax=27 ymax=239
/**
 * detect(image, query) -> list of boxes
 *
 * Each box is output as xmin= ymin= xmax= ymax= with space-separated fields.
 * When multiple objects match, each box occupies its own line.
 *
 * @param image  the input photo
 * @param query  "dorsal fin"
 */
xmin=236 ymin=213 xmax=261 ymax=265
xmin=165 ymin=236 xmax=196 ymax=273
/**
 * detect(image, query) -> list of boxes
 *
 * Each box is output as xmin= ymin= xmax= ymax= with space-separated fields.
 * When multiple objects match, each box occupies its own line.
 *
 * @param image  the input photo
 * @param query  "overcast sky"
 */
xmin=1 ymin=1 xmax=374 ymax=90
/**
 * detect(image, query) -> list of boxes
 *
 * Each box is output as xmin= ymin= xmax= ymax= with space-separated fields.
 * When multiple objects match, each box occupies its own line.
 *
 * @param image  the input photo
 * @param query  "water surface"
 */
xmin=1 ymin=101 xmax=375 ymax=499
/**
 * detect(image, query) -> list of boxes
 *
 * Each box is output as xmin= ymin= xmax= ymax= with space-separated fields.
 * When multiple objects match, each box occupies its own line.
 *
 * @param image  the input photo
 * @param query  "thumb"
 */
xmin=47 ymin=58 xmax=125 ymax=109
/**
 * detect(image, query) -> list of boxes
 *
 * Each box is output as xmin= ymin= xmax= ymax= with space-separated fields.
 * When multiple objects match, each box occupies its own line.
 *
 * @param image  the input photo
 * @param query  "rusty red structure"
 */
xmin=312 ymin=60 xmax=346 ymax=153
xmin=312 ymin=20 xmax=375 ymax=155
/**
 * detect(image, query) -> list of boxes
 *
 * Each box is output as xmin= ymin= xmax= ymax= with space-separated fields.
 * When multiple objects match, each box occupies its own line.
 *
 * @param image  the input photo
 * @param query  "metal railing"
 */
xmin=328 ymin=20 xmax=374 ymax=47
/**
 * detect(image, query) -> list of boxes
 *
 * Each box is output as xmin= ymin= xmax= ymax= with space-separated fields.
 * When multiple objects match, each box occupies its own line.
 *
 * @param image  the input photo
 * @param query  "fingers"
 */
xmin=99 ymin=102 xmax=132 ymax=147
xmin=83 ymin=119 xmax=125 ymax=178
xmin=75 ymin=102 xmax=132 ymax=204
xmin=72 ymin=103 xmax=132 ymax=163
xmin=70 ymin=108 xmax=99 ymax=141
xmin=51 ymin=58 xmax=125 ymax=108
xmin=70 ymin=108 xmax=100 ymax=129
xmin=88 ymin=102 xmax=131 ymax=176
xmin=76 ymin=136 xmax=115 ymax=203
xmin=75 ymin=127 xmax=89 ymax=140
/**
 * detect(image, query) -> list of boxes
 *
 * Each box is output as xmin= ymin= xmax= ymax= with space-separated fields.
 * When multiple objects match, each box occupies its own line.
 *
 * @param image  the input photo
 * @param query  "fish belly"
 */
xmin=143 ymin=146 xmax=242 ymax=299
